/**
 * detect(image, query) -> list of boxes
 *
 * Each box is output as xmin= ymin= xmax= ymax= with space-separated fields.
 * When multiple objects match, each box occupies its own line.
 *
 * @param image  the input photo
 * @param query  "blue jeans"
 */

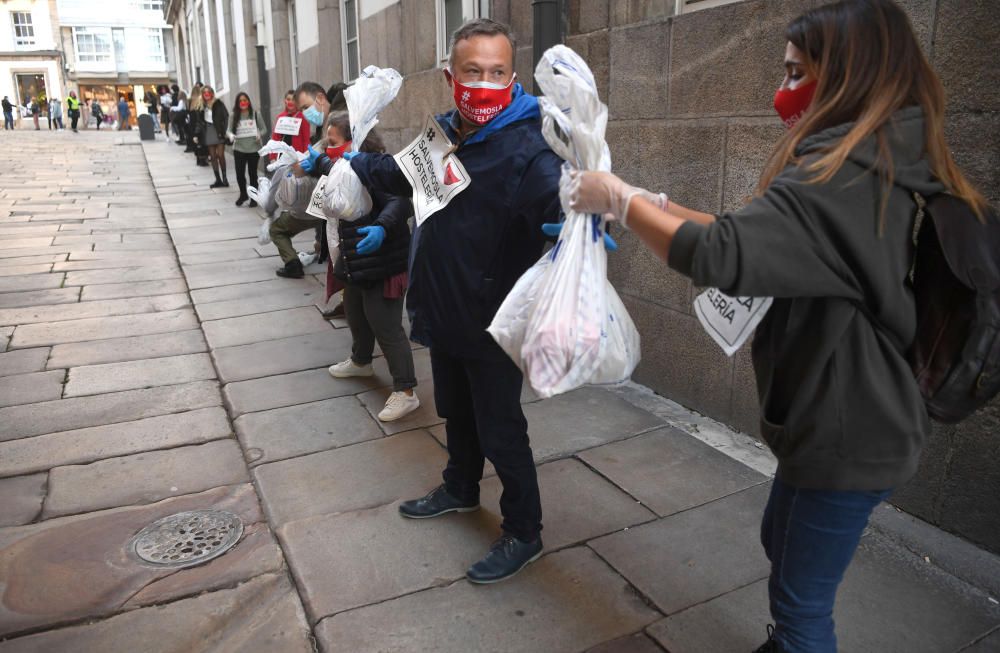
xmin=761 ymin=477 xmax=891 ymax=652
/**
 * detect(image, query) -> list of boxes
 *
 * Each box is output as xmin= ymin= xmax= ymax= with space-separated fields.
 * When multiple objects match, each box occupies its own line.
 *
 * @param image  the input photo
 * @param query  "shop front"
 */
xmin=77 ymin=81 xmax=165 ymax=128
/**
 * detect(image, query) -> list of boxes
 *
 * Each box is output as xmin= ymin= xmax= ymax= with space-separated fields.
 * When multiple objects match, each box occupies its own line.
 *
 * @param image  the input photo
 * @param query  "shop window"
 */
xmin=340 ymin=0 xmax=359 ymax=81
xmin=11 ymin=12 xmax=35 ymax=49
xmin=676 ymin=0 xmax=745 ymax=13
xmin=436 ymin=0 xmax=489 ymax=66
xmin=132 ymin=0 xmax=164 ymax=11
xmin=74 ymin=27 xmax=114 ymax=65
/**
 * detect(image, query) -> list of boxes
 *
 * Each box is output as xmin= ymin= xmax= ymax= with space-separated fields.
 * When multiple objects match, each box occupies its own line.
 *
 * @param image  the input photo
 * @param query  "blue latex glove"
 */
xmin=356 ymin=225 xmax=386 ymax=255
xmin=299 ymin=145 xmax=320 ymax=173
xmin=343 ymin=150 xmax=362 ymax=161
xmin=541 ymin=221 xmax=618 ymax=252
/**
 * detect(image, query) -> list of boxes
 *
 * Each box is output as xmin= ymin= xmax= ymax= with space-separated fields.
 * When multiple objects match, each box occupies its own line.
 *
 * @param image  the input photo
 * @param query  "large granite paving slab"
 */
xmin=0 ymin=293 xmax=189 ymax=326
xmin=189 ymin=277 xmax=323 ymax=305
xmin=0 ymin=287 xmax=79 ymax=310
xmin=0 ymin=274 xmax=65 ymax=294
xmin=649 ymin=533 xmax=1000 ymax=653
xmin=579 ymin=426 xmax=767 ymax=517
xmin=196 ymin=285 xmax=327 ymax=321
xmin=64 ymin=353 xmax=216 ymax=397
xmin=585 ymin=633 xmax=665 ymax=653
xmin=0 ymin=370 xmax=65 ymax=409
xmin=43 ymin=439 xmax=250 ymax=518
xmin=9 ymin=308 xmax=199 ymax=347
xmin=0 ymin=380 xmax=220 ymax=441
xmin=316 ymin=547 xmax=661 ymax=653
xmin=235 ymin=396 xmax=383 ymax=466
xmin=202 ymin=306 xmax=331 ymax=349
xmin=254 ymin=429 xmax=448 ymax=526
xmin=79 ymin=278 xmax=189 ymax=301
xmin=223 ymin=364 xmax=393 ymax=417
xmin=591 ymin=483 xmax=772 ymax=615
xmin=0 ymin=348 xmax=49 ymax=378
xmin=183 ymin=258 xmax=287 ymax=289
xmin=63 ymin=265 xmax=182 ymax=287
xmin=0 ymin=474 xmax=46 ymax=527
xmin=213 ymin=329 xmax=354 ymax=383
xmin=0 ymin=406 xmax=231 ymax=477
xmin=46 ymin=329 xmax=207 ymax=368
xmin=0 ymin=485 xmax=288 ymax=641
xmin=279 ymin=458 xmax=654 ymax=620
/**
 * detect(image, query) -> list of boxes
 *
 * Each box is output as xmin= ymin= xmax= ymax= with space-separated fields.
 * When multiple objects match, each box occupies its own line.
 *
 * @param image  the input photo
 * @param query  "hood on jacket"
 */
xmin=796 ymin=106 xmax=944 ymax=197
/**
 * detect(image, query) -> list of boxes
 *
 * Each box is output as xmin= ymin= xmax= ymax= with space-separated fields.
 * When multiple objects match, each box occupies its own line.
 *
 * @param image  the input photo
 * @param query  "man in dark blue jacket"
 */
xmin=347 ymin=18 xmax=562 ymax=584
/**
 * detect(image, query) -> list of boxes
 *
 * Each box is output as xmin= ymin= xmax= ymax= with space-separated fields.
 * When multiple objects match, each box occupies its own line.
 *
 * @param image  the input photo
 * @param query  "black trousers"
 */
xmin=431 ymin=347 xmax=542 ymax=542
xmin=233 ymin=151 xmax=260 ymax=198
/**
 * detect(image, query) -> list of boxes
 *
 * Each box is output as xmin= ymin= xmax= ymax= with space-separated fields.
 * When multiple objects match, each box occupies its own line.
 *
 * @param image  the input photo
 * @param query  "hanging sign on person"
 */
xmin=693 ymin=288 xmax=773 ymax=357
xmin=305 ymin=175 xmax=330 ymax=220
xmin=394 ymin=115 xmax=471 ymax=226
xmin=235 ymin=119 xmax=257 ymax=139
xmin=275 ymin=116 xmax=302 ymax=136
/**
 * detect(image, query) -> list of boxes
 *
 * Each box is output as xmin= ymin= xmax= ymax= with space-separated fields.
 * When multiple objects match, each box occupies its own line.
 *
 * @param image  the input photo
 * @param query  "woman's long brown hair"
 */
xmin=758 ymin=0 xmax=987 ymax=221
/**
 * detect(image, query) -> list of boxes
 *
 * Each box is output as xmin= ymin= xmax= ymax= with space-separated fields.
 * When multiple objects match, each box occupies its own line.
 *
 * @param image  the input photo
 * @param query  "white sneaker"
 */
xmin=328 ymin=358 xmax=374 ymax=378
xmin=378 ymin=391 xmax=420 ymax=422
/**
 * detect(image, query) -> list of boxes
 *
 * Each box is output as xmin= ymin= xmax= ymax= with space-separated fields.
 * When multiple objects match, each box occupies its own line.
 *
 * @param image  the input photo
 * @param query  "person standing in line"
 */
xmin=49 ymin=97 xmax=63 ymax=130
xmin=66 ymin=92 xmax=81 ymax=132
xmin=29 ymin=98 xmax=40 ymax=130
xmin=159 ymin=85 xmax=173 ymax=140
xmin=117 ymin=95 xmax=130 ymax=130
xmin=229 ymin=92 xmax=267 ymax=206
xmin=566 ymin=1 xmax=990 ymax=651
xmin=347 ymin=18 xmax=562 ymax=583
xmin=144 ymin=90 xmax=160 ymax=133
xmin=188 ymin=83 xmax=209 ymax=165
xmin=171 ymin=90 xmax=187 ymax=145
xmin=90 ymin=98 xmax=104 ymax=130
xmin=269 ymin=89 xmax=311 ymax=159
xmin=315 ymin=112 xmax=421 ymax=422
xmin=2 ymin=96 xmax=13 ymax=130
xmin=200 ymin=86 xmax=230 ymax=188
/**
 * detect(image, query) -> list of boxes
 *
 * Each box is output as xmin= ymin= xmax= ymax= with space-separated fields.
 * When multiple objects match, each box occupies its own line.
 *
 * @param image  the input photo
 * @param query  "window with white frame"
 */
xmin=288 ymin=0 xmax=299 ymax=88
xmin=11 ymin=12 xmax=36 ymax=49
xmin=126 ymin=28 xmax=166 ymax=68
xmin=131 ymin=0 xmax=164 ymax=10
xmin=74 ymin=27 xmax=113 ymax=64
xmin=340 ymin=0 xmax=359 ymax=81
xmin=676 ymin=0 xmax=744 ymax=13
xmin=436 ymin=0 xmax=489 ymax=65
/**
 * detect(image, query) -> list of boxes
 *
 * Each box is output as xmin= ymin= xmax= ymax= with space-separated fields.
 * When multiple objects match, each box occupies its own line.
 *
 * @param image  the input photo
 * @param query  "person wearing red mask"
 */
xmin=565 ymin=1 xmax=990 ymax=651
xmin=270 ymin=90 xmax=311 ymax=160
xmin=199 ymin=85 xmax=230 ymax=188
xmin=229 ymin=92 xmax=268 ymax=207
xmin=344 ymin=18 xmax=562 ymax=584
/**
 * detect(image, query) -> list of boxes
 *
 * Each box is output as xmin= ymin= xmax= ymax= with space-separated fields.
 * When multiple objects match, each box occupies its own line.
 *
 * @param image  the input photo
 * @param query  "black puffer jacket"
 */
xmin=192 ymin=101 xmax=229 ymax=141
xmin=334 ymin=189 xmax=412 ymax=287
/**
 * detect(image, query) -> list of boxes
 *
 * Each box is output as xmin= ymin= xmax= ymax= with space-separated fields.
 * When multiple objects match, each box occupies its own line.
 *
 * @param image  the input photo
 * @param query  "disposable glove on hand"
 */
xmin=541 ymin=222 xmax=618 ymax=252
xmin=343 ymin=150 xmax=362 ymax=161
xmin=299 ymin=145 xmax=321 ymax=173
xmin=563 ymin=168 xmax=667 ymax=229
xmin=356 ymin=225 xmax=386 ymax=255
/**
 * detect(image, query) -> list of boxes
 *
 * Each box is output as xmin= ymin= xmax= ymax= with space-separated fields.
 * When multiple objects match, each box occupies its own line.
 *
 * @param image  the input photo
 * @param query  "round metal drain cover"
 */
xmin=129 ymin=510 xmax=243 ymax=568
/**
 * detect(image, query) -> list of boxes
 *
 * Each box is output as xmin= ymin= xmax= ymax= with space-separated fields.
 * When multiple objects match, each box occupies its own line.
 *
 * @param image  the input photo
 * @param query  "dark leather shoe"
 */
xmin=322 ymin=303 xmax=345 ymax=319
xmin=398 ymin=484 xmax=479 ymax=519
xmin=275 ymin=258 xmax=304 ymax=279
xmin=752 ymin=626 xmax=785 ymax=653
xmin=466 ymin=534 xmax=543 ymax=584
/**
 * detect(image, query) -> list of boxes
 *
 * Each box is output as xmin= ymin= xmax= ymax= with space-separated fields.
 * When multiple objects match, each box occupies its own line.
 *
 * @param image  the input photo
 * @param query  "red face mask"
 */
xmin=285 ymin=99 xmax=297 ymax=113
xmin=326 ymin=141 xmax=352 ymax=160
xmin=449 ymin=72 xmax=516 ymax=126
xmin=203 ymin=92 xmax=213 ymax=102
xmin=239 ymin=99 xmax=249 ymax=109
xmin=773 ymin=80 xmax=816 ymax=128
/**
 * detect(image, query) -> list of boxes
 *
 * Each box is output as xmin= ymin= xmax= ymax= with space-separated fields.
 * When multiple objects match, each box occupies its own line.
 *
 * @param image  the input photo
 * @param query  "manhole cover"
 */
xmin=129 ymin=510 xmax=243 ymax=568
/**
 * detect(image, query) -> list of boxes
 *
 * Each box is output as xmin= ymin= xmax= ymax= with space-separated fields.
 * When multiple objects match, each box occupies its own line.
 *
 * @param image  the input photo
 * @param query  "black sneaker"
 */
xmin=275 ymin=258 xmax=304 ymax=279
xmin=398 ymin=484 xmax=479 ymax=519
xmin=466 ymin=534 xmax=543 ymax=584
xmin=752 ymin=625 xmax=785 ymax=653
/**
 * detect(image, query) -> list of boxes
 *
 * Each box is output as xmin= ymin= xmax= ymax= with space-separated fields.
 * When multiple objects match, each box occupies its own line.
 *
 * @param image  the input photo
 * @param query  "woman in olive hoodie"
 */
xmin=566 ymin=1 xmax=989 ymax=652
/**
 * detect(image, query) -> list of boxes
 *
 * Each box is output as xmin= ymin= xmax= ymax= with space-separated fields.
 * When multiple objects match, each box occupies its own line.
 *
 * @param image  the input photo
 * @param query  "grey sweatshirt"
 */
xmin=669 ymin=106 xmax=943 ymax=491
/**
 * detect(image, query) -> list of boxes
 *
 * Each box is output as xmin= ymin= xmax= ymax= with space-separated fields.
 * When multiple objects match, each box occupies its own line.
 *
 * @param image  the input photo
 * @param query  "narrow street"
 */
xmin=0 ymin=129 xmax=998 ymax=652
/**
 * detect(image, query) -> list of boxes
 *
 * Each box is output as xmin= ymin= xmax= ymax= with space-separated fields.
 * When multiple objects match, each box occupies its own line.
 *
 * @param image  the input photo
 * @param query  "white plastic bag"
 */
xmin=322 ymin=159 xmax=373 ymax=221
xmin=258 ymin=140 xmax=306 ymax=172
xmin=275 ymin=170 xmax=318 ymax=213
xmin=257 ymin=216 xmax=274 ymax=245
xmin=248 ymin=175 xmax=278 ymax=217
xmin=487 ymin=45 xmax=640 ymax=398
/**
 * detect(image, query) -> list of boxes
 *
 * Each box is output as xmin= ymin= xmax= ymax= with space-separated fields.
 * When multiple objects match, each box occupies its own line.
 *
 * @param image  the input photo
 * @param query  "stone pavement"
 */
xmin=0 ymin=129 xmax=998 ymax=653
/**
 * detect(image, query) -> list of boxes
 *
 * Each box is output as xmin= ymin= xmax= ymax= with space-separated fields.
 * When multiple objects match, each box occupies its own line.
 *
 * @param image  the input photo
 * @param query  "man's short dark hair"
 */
xmin=448 ymin=18 xmax=516 ymax=69
xmin=295 ymin=81 xmax=326 ymax=100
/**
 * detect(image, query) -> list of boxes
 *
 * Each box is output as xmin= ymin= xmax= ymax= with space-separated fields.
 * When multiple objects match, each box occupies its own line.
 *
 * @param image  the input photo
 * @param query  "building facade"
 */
xmin=168 ymin=0 xmax=1000 ymax=554
xmin=55 ymin=0 xmax=175 ymax=126
xmin=0 ymin=0 xmax=66 ymax=121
